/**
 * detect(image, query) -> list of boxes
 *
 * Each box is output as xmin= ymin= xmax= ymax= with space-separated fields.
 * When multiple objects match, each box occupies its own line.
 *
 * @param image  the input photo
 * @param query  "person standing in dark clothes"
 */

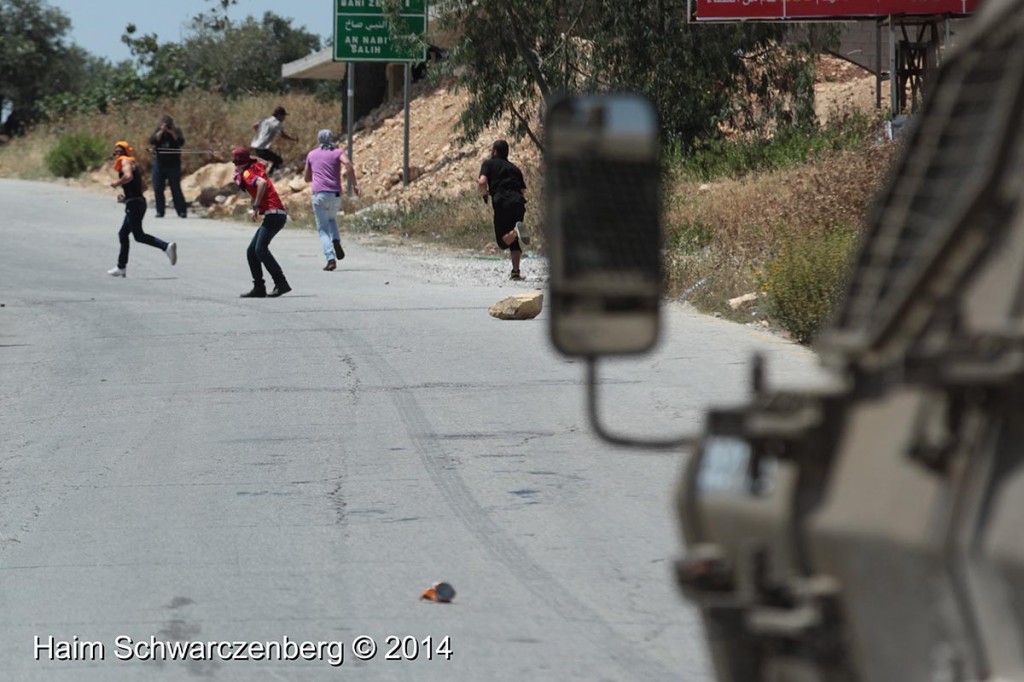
xmin=107 ymin=141 xmax=177 ymax=277
xmin=233 ymin=147 xmax=291 ymax=298
xmin=149 ymin=115 xmax=188 ymax=218
xmin=478 ymin=139 xmax=530 ymax=280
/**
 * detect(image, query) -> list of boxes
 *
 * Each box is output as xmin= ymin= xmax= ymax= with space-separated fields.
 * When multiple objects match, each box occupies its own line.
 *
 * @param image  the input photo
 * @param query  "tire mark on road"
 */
xmin=337 ymin=330 xmax=678 ymax=682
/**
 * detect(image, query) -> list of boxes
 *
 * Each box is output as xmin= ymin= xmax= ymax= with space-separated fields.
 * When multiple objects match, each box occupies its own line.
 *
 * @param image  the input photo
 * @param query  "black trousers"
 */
xmin=118 ymin=198 xmax=167 ymax=269
xmin=246 ymin=213 xmax=288 ymax=286
xmin=152 ymin=162 xmax=187 ymax=217
xmin=492 ymin=199 xmax=526 ymax=251
xmin=251 ymin=148 xmax=283 ymax=175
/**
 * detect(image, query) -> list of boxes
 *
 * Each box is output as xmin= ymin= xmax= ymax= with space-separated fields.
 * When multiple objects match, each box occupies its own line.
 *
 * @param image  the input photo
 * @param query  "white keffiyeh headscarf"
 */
xmin=318 ymin=129 xmax=337 ymax=150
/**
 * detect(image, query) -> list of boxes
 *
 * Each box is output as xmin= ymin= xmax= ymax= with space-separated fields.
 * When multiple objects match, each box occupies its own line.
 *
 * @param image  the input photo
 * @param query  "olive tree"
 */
xmin=425 ymin=0 xmax=824 ymax=151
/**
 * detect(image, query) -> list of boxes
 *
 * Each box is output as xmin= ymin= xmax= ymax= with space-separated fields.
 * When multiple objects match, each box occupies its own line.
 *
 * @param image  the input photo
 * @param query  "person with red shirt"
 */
xmin=232 ymin=147 xmax=291 ymax=298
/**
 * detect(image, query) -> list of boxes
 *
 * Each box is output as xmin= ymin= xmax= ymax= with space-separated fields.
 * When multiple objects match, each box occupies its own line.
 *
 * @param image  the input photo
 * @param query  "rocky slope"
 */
xmin=84 ymin=78 xmax=542 ymax=219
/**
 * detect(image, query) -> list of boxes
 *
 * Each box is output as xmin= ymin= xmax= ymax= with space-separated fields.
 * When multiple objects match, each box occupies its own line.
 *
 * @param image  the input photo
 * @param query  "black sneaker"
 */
xmin=240 ymin=283 xmax=267 ymax=298
xmin=333 ymin=239 xmax=345 ymax=260
xmin=324 ymin=259 xmax=337 ymax=271
xmin=510 ymin=270 xmax=523 ymax=281
xmin=268 ymin=283 xmax=292 ymax=298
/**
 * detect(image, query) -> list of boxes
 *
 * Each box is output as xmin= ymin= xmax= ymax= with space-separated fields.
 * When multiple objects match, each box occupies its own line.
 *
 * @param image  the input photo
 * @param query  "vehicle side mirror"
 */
xmin=546 ymin=94 xmax=662 ymax=357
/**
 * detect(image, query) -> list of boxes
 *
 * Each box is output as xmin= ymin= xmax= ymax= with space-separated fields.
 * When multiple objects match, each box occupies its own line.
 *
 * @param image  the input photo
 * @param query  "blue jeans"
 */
xmin=246 ymin=213 xmax=288 ymax=286
xmin=312 ymin=191 xmax=342 ymax=262
xmin=152 ymin=162 xmax=187 ymax=217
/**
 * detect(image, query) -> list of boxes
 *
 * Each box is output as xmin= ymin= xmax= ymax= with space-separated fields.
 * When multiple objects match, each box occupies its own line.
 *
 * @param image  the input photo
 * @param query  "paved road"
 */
xmin=0 ymin=180 xmax=827 ymax=681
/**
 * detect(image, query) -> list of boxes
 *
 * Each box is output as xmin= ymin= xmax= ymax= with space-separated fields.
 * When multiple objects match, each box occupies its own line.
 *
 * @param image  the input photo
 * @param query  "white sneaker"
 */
xmin=166 ymin=242 xmax=177 ymax=266
xmin=514 ymin=221 xmax=530 ymax=246
xmin=107 ymin=267 xmax=126 ymax=277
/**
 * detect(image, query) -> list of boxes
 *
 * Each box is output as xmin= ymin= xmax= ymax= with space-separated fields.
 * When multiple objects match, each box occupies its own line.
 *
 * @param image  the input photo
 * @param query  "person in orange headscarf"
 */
xmin=107 ymin=140 xmax=177 ymax=277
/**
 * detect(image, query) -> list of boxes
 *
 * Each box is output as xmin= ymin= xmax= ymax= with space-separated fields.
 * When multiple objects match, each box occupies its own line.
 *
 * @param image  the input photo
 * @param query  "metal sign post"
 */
xmin=403 ymin=63 xmax=411 ymax=187
xmin=347 ymin=64 xmax=355 ymax=196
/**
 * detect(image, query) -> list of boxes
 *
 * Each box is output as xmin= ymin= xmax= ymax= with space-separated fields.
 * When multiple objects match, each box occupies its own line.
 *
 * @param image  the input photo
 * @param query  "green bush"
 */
xmin=761 ymin=227 xmax=858 ymax=343
xmin=673 ymin=112 xmax=876 ymax=182
xmin=45 ymin=133 xmax=107 ymax=178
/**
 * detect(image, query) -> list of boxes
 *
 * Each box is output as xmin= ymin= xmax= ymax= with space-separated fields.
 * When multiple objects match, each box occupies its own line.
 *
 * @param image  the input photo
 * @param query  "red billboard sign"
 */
xmin=694 ymin=0 xmax=977 ymax=21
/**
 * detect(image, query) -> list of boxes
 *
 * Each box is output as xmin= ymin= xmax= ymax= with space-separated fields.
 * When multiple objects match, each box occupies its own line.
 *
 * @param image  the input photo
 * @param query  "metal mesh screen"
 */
xmin=548 ymin=154 xmax=661 ymax=302
xmin=545 ymin=95 xmax=663 ymax=356
xmin=830 ymin=13 xmax=1024 ymax=347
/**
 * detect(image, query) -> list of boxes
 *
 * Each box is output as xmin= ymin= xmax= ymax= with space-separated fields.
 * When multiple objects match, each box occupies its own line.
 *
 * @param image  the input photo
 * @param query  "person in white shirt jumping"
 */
xmin=250 ymin=105 xmax=297 ymax=176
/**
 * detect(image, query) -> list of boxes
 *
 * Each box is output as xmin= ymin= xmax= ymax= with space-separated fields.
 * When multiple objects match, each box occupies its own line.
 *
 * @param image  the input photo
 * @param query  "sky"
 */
xmin=54 ymin=1 xmax=335 ymax=63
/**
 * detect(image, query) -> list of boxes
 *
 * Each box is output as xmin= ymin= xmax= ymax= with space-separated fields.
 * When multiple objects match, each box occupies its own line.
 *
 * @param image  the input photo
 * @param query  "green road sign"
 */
xmin=334 ymin=0 xmax=428 ymax=62
xmin=336 ymin=0 xmax=427 ymax=15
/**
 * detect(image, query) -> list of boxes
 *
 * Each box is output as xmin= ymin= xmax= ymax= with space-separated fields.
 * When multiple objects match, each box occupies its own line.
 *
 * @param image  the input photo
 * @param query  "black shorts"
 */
xmin=493 ymin=200 xmax=526 ymax=251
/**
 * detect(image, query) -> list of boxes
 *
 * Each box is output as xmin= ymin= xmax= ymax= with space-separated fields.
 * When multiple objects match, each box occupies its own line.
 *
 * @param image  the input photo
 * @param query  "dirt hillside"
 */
xmin=322 ymin=54 xmax=882 ymax=207
xmin=347 ymin=79 xmax=542 ymax=204
xmin=814 ymin=55 xmax=890 ymax=123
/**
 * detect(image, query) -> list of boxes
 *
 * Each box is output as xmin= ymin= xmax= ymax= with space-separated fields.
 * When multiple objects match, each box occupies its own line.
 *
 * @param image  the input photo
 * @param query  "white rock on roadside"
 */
xmin=728 ymin=292 xmax=758 ymax=310
xmin=488 ymin=291 xmax=544 ymax=320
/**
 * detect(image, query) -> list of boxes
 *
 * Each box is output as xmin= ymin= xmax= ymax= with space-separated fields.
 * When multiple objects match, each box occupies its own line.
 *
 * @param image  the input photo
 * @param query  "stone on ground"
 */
xmin=489 ymin=291 xmax=543 ymax=320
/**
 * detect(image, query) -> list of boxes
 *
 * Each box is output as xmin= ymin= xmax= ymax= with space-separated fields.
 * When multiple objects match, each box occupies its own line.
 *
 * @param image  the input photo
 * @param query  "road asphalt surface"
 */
xmin=0 ymin=180 xmax=829 ymax=681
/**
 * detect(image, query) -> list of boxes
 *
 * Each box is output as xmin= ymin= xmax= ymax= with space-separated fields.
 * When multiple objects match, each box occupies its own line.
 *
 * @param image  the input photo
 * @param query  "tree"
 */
xmin=193 ymin=0 xmax=238 ymax=32
xmin=431 ymin=0 xmax=825 ymax=151
xmin=117 ymin=11 xmax=321 ymax=98
xmin=181 ymin=12 xmax=322 ymax=96
xmin=40 ymin=9 xmax=323 ymax=118
xmin=429 ymin=0 xmax=575 ymax=150
xmin=0 ymin=0 xmax=91 ymax=130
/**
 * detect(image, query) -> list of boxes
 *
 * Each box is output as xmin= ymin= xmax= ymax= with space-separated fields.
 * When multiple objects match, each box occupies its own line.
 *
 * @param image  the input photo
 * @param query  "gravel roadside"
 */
xmin=345 ymin=230 xmax=550 ymax=290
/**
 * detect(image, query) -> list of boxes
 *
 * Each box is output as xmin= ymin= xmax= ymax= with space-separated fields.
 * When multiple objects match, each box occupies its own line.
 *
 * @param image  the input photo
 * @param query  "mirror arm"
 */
xmin=586 ymin=357 xmax=696 ymax=451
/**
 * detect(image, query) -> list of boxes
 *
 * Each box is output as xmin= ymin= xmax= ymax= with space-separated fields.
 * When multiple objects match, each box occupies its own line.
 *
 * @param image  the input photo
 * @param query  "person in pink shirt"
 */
xmin=304 ymin=130 xmax=360 ymax=271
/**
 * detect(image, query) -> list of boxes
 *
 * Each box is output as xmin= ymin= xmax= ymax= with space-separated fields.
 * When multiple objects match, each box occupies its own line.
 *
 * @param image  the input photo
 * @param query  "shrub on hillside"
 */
xmin=761 ymin=227 xmax=857 ymax=343
xmin=675 ymin=111 xmax=877 ymax=182
xmin=45 ymin=133 xmax=106 ymax=178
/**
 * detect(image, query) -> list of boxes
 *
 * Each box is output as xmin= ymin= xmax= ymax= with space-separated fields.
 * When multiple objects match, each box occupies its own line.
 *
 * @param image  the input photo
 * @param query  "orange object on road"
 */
xmin=420 ymin=582 xmax=456 ymax=603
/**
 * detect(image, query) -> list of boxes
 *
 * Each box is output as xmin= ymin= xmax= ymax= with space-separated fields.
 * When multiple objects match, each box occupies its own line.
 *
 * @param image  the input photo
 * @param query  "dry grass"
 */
xmin=664 ymin=141 xmax=899 ymax=317
xmin=0 ymin=131 xmax=56 ymax=179
xmin=0 ymin=90 xmax=344 ymax=178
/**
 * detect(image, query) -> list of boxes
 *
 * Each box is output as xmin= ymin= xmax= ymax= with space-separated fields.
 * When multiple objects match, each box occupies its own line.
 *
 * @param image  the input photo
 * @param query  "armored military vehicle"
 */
xmin=546 ymin=1 xmax=1024 ymax=677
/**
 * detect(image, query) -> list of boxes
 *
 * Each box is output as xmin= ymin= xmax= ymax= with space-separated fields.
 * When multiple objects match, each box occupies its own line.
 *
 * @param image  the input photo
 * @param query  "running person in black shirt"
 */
xmin=107 ymin=140 xmax=177 ymax=277
xmin=478 ymin=140 xmax=529 ymax=280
